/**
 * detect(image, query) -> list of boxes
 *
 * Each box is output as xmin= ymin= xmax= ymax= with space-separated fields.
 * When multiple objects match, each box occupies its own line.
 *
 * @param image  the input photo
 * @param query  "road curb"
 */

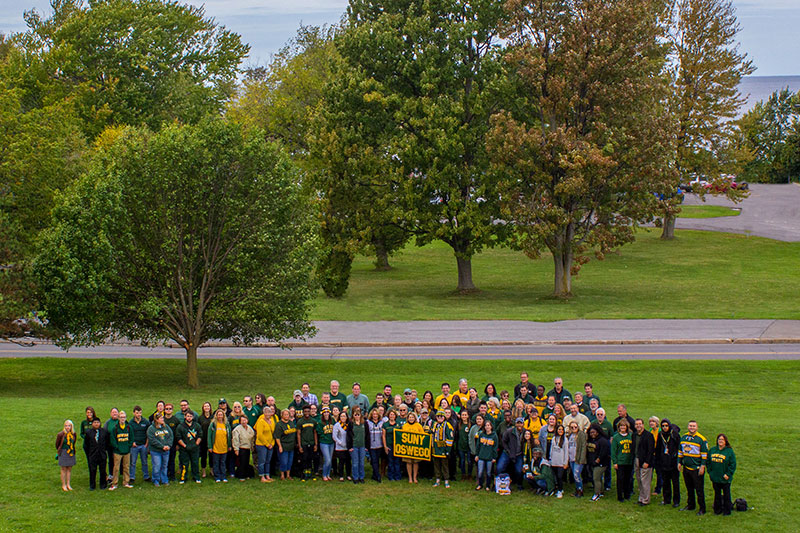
xmin=9 ymin=337 xmax=799 ymax=348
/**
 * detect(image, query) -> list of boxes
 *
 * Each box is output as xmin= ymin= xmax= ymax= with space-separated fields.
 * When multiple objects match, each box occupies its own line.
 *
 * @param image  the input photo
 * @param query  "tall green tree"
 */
xmin=0 ymin=41 xmax=86 ymax=339
xmin=661 ymin=0 xmax=754 ymax=238
xmin=488 ymin=0 xmax=675 ymax=298
xmin=12 ymin=0 xmax=248 ymax=138
xmin=737 ymin=89 xmax=800 ymax=183
xmin=34 ymin=119 xmax=317 ymax=387
xmin=339 ymin=0 xmax=511 ymax=292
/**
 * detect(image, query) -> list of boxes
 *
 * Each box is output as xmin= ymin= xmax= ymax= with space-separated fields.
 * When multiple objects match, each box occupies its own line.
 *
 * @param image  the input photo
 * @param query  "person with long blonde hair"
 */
xmin=56 ymin=420 xmax=77 ymax=491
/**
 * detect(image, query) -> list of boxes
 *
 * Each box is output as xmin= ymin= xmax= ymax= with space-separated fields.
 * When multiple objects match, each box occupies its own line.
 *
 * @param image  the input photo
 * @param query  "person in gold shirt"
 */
xmin=254 ymin=406 xmax=277 ymax=483
xmin=207 ymin=409 xmax=231 ymax=483
xmin=401 ymin=412 xmax=424 ymax=484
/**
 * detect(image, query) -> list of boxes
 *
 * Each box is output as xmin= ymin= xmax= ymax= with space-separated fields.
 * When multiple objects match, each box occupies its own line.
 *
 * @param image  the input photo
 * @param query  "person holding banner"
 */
xmin=401 ymin=412 xmax=424 ymax=483
xmin=431 ymin=410 xmax=454 ymax=488
xmin=475 ymin=419 xmax=499 ymax=491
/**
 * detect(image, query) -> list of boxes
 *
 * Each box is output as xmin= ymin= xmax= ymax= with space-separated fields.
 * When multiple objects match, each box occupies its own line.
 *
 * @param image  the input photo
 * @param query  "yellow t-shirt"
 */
xmin=524 ymin=417 xmax=544 ymax=436
xmin=213 ymin=422 xmax=228 ymax=454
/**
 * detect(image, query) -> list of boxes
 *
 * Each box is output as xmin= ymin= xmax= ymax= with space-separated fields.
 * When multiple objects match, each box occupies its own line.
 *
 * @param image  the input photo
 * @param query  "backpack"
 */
xmin=734 ymin=498 xmax=748 ymax=512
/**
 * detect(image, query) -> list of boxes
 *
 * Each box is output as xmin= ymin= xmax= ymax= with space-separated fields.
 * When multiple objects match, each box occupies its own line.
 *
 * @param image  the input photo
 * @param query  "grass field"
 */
xmin=2 ymin=358 xmax=797 ymax=532
xmin=678 ymin=205 xmax=741 ymax=218
xmin=311 ymin=229 xmax=800 ymax=321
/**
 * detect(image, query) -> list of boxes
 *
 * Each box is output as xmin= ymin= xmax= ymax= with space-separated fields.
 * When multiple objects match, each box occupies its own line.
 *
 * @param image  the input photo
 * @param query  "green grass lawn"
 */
xmin=678 ymin=205 xmax=741 ymax=218
xmin=311 ymin=229 xmax=800 ymax=321
xmin=1 ymin=358 xmax=797 ymax=532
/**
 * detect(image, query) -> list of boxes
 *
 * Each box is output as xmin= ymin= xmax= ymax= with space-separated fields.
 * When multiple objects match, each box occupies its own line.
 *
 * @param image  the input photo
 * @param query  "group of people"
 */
xmin=56 ymin=373 xmax=738 ymax=516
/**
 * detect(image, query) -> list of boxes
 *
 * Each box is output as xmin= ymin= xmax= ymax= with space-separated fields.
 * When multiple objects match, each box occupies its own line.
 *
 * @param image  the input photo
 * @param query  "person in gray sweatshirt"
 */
xmin=547 ymin=424 xmax=570 ymax=498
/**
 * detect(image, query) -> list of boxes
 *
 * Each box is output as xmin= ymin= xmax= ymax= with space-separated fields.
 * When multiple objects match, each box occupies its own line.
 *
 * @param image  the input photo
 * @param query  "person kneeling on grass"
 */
xmin=475 ymin=419 xmax=499 ymax=491
xmin=176 ymin=411 xmax=202 ymax=484
xmin=431 ymin=410 xmax=454 ymax=488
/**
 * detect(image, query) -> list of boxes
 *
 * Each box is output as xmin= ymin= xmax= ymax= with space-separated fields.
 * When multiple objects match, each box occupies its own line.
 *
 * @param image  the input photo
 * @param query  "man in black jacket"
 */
xmin=83 ymin=417 xmax=109 ymax=490
xmin=633 ymin=418 xmax=656 ymax=505
xmin=655 ymin=418 xmax=681 ymax=507
xmin=499 ymin=418 xmax=526 ymax=489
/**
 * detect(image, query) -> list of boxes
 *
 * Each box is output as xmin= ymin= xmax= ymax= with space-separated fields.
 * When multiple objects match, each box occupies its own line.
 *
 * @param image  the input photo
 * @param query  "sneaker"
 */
xmin=179 ymin=481 xmax=185 ymax=484
xmin=215 ymin=480 xmax=221 ymax=483
xmin=433 ymin=480 xmax=441 ymax=487
xmin=222 ymin=478 xmax=228 ymax=483
xmin=108 ymin=486 xmax=116 ymax=491
xmin=591 ymin=494 xmax=600 ymax=501
xmin=557 ymin=491 xmax=563 ymax=499
xmin=195 ymin=480 xmax=202 ymax=484
xmin=476 ymin=485 xmax=482 ymax=491
xmin=444 ymin=481 xmax=450 ymax=488
xmin=123 ymin=484 xmax=133 ymax=488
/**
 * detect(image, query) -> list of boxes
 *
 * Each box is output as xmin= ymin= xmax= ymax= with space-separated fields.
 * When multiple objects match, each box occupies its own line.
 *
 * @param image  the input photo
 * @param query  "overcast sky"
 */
xmin=1 ymin=0 xmax=798 ymax=76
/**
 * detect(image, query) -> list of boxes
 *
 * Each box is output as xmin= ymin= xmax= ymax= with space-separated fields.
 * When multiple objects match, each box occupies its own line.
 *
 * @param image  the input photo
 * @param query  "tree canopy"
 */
xmin=488 ymin=0 xmax=675 ymax=297
xmin=34 ymin=119 xmax=317 ymax=386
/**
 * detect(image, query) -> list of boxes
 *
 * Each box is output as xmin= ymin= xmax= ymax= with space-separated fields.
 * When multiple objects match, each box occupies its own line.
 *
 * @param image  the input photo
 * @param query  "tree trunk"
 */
xmin=456 ymin=255 xmax=477 ymax=292
xmin=661 ymin=215 xmax=676 ymax=240
xmin=374 ymin=241 xmax=391 ymax=271
xmin=552 ymin=251 xmax=573 ymax=298
xmin=185 ymin=343 xmax=199 ymax=389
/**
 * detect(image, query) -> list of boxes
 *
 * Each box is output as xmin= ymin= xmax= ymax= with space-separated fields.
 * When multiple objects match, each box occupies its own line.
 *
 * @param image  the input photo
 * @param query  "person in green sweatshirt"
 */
xmin=611 ymin=418 xmax=634 ymax=502
xmin=176 ymin=411 xmax=203 ymax=484
xmin=678 ymin=420 xmax=709 ymax=515
xmin=274 ymin=409 xmax=297 ymax=481
xmin=110 ymin=411 xmax=133 ymax=490
xmin=708 ymin=433 xmax=736 ymax=516
xmin=475 ymin=419 xmax=499 ymax=491
xmin=147 ymin=413 xmax=173 ymax=487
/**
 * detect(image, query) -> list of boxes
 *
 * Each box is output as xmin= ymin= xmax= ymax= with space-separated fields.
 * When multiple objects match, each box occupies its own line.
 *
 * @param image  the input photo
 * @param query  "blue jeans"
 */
xmin=150 ymin=450 xmax=169 ymax=485
xmin=350 ymin=447 xmax=366 ymax=480
xmin=255 ymin=445 xmax=273 ymax=477
xmin=477 ymin=459 xmax=493 ymax=486
xmin=458 ymin=449 xmax=473 ymax=476
xmin=211 ymin=452 xmax=227 ymax=481
xmin=129 ymin=444 xmax=149 ymax=480
xmin=279 ymin=449 xmax=294 ymax=472
xmin=497 ymin=453 xmax=524 ymax=485
xmin=570 ymin=461 xmax=584 ymax=491
xmin=320 ymin=443 xmax=334 ymax=478
xmin=368 ymin=448 xmax=382 ymax=481
xmin=387 ymin=450 xmax=402 ymax=480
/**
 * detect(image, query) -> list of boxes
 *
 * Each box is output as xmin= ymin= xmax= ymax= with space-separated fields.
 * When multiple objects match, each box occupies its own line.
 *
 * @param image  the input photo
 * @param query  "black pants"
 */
xmin=712 ymin=481 xmax=732 ymax=515
xmin=448 ymin=447 xmax=458 ymax=481
xmin=179 ymin=448 xmax=200 ymax=482
xmin=616 ymin=464 xmax=633 ymax=501
xmin=553 ymin=465 xmax=565 ymax=492
xmin=226 ymin=450 xmax=236 ymax=477
xmin=683 ymin=468 xmax=705 ymax=511
xmin=235 ymin=449 xmax=253 ymax=479
xmin=88 ymin=456 xmax=108 ymax=489
xmin=334 ymin=450 xmax=351 ymax=478
xmin=662 ymin=468 xmax=680 ymax=505
xmin=300 ymin=445 xmax=315 ymax=478
xmin=167 ymin=446 xmax=177 ymax=480
xmin=199 ymin=441 xmax=208 ymax=469
xmin=106 ymin=447 xmax=114 ymax=480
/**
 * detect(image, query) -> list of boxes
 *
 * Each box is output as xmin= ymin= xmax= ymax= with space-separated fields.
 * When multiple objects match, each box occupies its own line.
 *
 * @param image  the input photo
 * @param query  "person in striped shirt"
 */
xmin=678 ymin=420 xmax=708 ymax=515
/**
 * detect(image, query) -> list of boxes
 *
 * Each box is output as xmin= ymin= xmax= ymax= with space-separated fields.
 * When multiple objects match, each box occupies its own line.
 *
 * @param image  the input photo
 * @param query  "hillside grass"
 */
xmin=311 ymin=229 xmax=799 ymax=321
xmin=0 ymin=357 xmax=796 ymax=532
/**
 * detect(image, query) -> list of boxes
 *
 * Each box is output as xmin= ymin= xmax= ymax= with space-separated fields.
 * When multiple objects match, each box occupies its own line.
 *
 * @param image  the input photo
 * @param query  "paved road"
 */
xmin=2 ymin=342 xmax=799 ymax=360
xmin=678 ymin=183 xmax=800 ymax=241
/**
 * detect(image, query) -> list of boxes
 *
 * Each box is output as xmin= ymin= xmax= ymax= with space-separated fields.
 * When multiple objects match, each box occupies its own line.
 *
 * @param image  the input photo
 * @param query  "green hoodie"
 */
xmin=146 ymin=423 xmax=174 ymax=453
xmin=206 ymin=420 xmax=232 ymax=452
xmin=611 ymin=432 xmax=633 ymax=466
xmin=707 ymin=445 xmax=736 ymax=484
xmin=176 ymin=420 xmax=202 ymax=452
xmin=111 ymin=422 xmax=133 ymax=455
xmin=476 ymin=431 xmax=499 ymax=461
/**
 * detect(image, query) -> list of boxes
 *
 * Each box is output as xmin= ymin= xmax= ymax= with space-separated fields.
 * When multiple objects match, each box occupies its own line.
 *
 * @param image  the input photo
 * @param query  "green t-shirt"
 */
xmin=383 ymin=422 xmax=398 ymax=449
xmin=329 ymin=392 xmax=348 ymax=412
xmin=297 ymin=417 xmax=317 ymax=447
xmin=352 ymin=423 xmax=366 ymax=448
xmin=274 ymin=420 xmax=297 ymax=451
xmin=317 ymin=419 xmax=335 ymax=445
